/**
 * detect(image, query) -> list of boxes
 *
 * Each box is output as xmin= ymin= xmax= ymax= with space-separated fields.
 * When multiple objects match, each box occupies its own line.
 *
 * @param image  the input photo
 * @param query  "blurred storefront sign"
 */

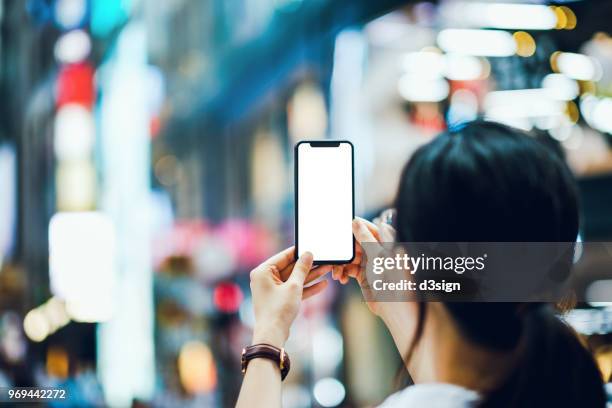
xmin=0 ymin=145 xmax=16 ymax=264
xmin=97 ymin=22 xmax=155 ymax=407
xmin=49 ymin=212 xmax=116 ymax=322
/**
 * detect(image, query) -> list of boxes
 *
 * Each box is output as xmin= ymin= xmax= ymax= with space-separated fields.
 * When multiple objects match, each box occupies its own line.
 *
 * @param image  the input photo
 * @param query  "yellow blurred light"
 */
xmin=593 ymin=32 xmax=610 ymax=41
xmin=178 ymin=341 xmax=217 ymax=395
xmin=56 ymin=160 xmax=96 ymax=211
xmin=551 ymin=6 xmax=567 ymax=29
xmin=23 ymin=297 xmax=71 ymax=343
xmin=251 ymin=130 xmax=286 ymax=214
xmin=550 ymin=51 xmax=561 ymax=72
xmin=287 ymin=82 xmax=328 ymax=142
xmin=513 ymin=31 xmax=536 ymax=57
xmin=566 ymin=101 xmax=580 ymax=124
xmin=579 ymin=81 xmax=597 ymax=95
xmin=559 ymin=6 xmax=576 ymax=30
xmin=47 ymin=347 xmax=69 ymax=379
xmin=595 ymin=347 xmax=612 ymax=382
xmin=23 ymin=310 xmax=50 ymax=342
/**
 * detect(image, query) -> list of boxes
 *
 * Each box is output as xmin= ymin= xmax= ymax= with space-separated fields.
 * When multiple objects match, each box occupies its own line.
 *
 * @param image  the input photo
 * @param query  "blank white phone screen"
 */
xmin=297 ymin=142 xmax=353 ymax=262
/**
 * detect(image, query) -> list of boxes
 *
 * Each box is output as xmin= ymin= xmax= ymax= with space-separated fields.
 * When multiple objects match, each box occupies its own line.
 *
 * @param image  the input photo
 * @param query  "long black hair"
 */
xmin=393 ymin=121 xmax=605 ymax=407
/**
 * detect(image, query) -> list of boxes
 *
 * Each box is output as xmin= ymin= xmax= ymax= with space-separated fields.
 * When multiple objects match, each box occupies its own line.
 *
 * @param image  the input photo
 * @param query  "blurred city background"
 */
xmin=1 ymin=0 xmax=612 ymax=406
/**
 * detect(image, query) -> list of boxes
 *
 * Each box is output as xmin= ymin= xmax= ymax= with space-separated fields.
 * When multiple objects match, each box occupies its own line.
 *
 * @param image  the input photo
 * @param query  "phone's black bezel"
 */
xmin=294 ymin=140 xmax=355 ymax=265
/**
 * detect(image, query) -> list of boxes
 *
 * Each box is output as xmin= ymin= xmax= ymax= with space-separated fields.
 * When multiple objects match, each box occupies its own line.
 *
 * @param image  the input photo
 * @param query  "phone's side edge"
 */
xmin=347 ymin=140 xmax=356 ymax=263
xmin=293 ymin=142 xmax=304 ymax=262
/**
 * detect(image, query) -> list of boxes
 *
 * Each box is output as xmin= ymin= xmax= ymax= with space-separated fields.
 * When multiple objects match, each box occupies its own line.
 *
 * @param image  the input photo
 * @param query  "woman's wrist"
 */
xmin=252 ymin=324 xmax=287 ymax=348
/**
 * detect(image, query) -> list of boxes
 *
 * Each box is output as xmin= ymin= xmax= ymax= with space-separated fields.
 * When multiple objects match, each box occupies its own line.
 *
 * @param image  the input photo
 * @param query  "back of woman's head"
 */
xmin=394 ymin=120 xmax=605 ymax=407
xmin=395 ymin=120 xmax=578 ymax=242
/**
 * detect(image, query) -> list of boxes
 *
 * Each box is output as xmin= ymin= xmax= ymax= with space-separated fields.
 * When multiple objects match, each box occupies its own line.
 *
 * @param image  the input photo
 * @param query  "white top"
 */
xmin=379 ymin=383 xmax=480 ymax=408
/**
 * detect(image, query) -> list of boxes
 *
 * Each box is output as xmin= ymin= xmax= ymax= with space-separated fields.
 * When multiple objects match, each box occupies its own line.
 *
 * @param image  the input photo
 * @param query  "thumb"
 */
xmin=288 ymin=251 xmax=314 ymax=285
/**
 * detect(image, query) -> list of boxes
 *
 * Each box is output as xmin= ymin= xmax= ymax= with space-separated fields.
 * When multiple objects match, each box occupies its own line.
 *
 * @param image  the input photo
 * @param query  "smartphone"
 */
xmin=295 ymin=140 xmax=355 ymax=264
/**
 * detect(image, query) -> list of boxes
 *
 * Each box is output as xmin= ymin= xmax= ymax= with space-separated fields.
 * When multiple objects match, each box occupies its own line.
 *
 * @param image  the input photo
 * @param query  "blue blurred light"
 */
xmin=26 ymin=0 xmax=53 ymax=26
xmin=91 ymin=0 xmax=128 ymax=37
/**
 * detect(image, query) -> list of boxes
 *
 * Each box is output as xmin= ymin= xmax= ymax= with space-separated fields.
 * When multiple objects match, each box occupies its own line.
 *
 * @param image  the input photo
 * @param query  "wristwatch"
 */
xmin=241 ymin=343 xmax=291 ymax=381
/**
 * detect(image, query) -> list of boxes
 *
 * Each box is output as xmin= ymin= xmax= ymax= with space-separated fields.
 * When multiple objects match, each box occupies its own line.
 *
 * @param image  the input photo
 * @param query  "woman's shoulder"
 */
xmin=378 ymin=383 xmax=480 ymax=408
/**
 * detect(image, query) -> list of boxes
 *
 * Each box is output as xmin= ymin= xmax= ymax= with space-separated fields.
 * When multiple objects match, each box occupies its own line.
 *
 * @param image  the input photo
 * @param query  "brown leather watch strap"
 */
xmin=241 ymin=343 xmax=291 ymax=381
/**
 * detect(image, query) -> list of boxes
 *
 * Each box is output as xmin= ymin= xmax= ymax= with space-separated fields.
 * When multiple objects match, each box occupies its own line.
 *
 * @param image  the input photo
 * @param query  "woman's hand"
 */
xmin=332 ymin=217 xmax=396 ymax=284
xmin=239 ymin=248 xmax=329 ymax=408
xmin=249 ymin=247 xmax=331 ymax=347
xmin=331 ymin=217 xmax=396 ymax=316
xmin=330 ymin=218 xmax=418 ymax=358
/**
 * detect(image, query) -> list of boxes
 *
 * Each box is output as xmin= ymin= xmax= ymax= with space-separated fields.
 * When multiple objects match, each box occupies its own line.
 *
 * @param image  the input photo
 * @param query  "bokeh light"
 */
xmin=313 ymin=377 xmax=346 ymax=407
xmin=513 ymin=31 xmax=536 ymax=57
xmin=178 ymin=341 xmax=217 ymax=395
xmin=213 ymin=282 xmax=244 ymax=313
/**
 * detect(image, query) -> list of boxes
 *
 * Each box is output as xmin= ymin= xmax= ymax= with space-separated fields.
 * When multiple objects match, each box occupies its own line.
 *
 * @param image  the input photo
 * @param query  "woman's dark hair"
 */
xmin=393 ymin=120 xmax=605 ymax=407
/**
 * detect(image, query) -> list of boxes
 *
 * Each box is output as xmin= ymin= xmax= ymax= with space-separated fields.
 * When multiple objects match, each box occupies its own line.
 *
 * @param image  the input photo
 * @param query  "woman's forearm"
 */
xmin=237 ymin=250 xmax=322 ymax=408
xmin=235 ymin=358 xmax=282 ymax=408
xmin=235 ymin=326 xmax=286 ymax=408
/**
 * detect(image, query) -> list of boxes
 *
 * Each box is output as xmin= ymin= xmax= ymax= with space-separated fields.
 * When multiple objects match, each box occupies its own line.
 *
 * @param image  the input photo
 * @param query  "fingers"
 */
xmin=304 ymin=265 xmax=332 ymax=285
xmin=340 ymin=273 xmax=349 ymax=285
xmin=287 ymin=251 xmax=314 ymax=285
xmin=279 ymin=261 xmax=296 ymax=281
xmin=331 ymin=265 xmax=355 ymax=285
xmin=359 ymin=218 xmax=383 ymax=241
xmin=350 ymin=251 xmax=362 ymax=265
xmin=337 ymin=264 xmax=362 ymax=284
xmin=332 ymin=265 xmax=343 ymax=281
xmin=279 ymin=262 xmax=332 ymax=284
xmin=302 ymin=279 xmax=329 ymax=300
xmin=373 ymin=220 xmax=396 ymax=242
xmin=352 ymin=218 xmax=379 ymax=243
xmin=356 ymin=216 xmax=396 ymax=243
xmin=344 ymin=264 xmax=365 ymax=285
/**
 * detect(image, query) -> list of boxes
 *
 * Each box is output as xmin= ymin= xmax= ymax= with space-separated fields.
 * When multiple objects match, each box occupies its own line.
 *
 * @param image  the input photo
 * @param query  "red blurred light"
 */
xmin=56 ymin=63 xmax=95 ymax=108
xmin=213 ymin=282 xmax=243 ymax=313
xmin=150 ymin=115 xmax=161 ymax=138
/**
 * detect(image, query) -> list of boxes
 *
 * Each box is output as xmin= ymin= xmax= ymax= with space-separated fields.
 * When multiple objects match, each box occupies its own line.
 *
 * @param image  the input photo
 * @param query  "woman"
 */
xmin=236 ymin=121 xmax=606 ymax=407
